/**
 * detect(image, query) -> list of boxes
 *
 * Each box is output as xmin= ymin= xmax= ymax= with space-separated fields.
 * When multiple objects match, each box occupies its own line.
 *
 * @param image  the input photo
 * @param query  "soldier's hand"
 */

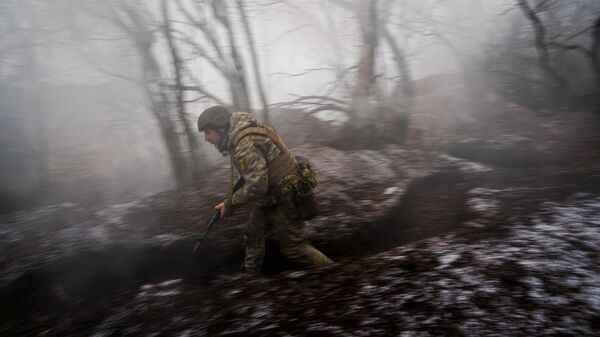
xmin=214 ymin=202 xmax=226 ymax=219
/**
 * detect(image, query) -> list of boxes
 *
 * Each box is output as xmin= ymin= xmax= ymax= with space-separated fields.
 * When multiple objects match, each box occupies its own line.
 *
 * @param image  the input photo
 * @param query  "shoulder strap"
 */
xmin=229 ymin=125 xmax=297 ymax=188
xmin=230 ymin=126 xmax=287 ymax=152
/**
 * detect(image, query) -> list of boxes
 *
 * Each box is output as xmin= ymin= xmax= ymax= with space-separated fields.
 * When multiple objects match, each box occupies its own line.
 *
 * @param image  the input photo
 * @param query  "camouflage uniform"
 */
xmin=226 ymin=112 xmax=333 ymax=272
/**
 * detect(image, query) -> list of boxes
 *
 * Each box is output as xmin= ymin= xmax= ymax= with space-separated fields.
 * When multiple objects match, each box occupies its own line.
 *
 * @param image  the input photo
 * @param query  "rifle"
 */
xmin=193 ymin=177 xmax=245 ymax=252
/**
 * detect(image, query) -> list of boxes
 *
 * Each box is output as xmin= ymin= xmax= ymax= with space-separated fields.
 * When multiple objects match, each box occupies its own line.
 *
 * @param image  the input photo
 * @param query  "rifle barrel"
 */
xmin=193 ymin=210 xmax=220 ymax=252
xmin=192 ymin=178 xmax=244 ymax=252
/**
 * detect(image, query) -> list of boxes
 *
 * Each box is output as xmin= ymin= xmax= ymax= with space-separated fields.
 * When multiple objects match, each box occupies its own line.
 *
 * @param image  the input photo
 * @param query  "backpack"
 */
xmin=230 ymin=126 xmax=319 ymax=220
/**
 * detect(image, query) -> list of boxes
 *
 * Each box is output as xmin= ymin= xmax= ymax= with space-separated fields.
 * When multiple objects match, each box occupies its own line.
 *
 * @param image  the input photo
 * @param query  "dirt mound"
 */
xmin=1 ymin=144 xmax=492 ymax=335
xmin=2 ymin=95 xmax=600 ymax=336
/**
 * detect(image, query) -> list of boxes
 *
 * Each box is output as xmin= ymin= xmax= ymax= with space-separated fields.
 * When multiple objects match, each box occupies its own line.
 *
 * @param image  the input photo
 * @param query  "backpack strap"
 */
xmin=231 ymin=127 xmax=276 ymax=150
xmin=229 ymin=126 xmax=297 ymax=188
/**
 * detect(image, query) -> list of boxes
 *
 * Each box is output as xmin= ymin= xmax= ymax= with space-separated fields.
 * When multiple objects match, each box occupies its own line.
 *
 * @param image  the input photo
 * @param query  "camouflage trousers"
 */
xmin=243 ymin=204 xmax=334 ymax=272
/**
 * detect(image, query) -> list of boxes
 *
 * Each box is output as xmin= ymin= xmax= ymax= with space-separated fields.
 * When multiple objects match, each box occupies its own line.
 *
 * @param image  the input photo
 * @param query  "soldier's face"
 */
xmin=204 ymin=129 xmax=222 ymax=146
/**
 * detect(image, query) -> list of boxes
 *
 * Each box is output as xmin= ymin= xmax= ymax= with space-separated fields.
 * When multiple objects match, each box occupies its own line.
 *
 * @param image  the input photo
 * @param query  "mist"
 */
xmin=3 ymin=1 xmax=600 ymax=334
xmin=2 ymin=0 xmax=569 ymax=210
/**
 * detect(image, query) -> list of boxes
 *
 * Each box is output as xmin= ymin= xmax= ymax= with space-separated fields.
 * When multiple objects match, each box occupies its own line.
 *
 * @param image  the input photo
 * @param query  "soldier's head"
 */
xmin=197 ymin=105 xmax=231 ymax=149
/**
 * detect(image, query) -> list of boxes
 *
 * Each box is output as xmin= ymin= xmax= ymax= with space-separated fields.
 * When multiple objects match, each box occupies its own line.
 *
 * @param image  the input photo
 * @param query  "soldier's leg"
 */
xmin=270 ymin=205 xmax=333 ymax=267
xmin=243 ymin=206 xmax=272 ymax=272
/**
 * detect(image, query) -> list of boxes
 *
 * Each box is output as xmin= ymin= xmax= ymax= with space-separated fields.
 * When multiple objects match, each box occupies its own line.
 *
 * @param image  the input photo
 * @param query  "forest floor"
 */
xmin=1 ymin=94 xmax=600 ymax=336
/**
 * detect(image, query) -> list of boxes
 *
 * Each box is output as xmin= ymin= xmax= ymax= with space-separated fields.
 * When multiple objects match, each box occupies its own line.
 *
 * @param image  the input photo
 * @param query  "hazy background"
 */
xmin=1 ymin=0 xmax=598 ymax=211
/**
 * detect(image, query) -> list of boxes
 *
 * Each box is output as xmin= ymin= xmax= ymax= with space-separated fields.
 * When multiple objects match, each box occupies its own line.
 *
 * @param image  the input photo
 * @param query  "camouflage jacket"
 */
xmin=226 ymin=112 xmax=286 ymax=207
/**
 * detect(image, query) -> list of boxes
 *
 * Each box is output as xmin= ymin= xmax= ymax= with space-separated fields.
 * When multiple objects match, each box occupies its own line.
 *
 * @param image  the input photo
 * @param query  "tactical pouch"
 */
xmin=294 ymin=180 xmax=318 ymax=220
xmin=296 ymin=156 xmax=318 ymax=188
xmin=294 ymin=156 xmax=319 ymax=220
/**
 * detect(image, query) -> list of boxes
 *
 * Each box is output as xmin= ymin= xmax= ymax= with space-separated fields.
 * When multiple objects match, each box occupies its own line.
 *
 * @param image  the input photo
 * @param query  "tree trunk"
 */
xmin=139 ymin=49 xmax=189 ymax=188
xmin=161 ymin=0 xmax=204 ymax=181
xmin=114 ymin=3 xmax=190 ymax=188
xmin=353 ymin=0 xmax=379 ymax=123
xmin=212 ymin=1 xmax=251 ymax=111
xmin=383 ymin=26 xmax=414 ymax=114
xmin=236 ymin=0 xmax=270 ymax=123
xmin=517 ymin=0 xmax=571 ymax=108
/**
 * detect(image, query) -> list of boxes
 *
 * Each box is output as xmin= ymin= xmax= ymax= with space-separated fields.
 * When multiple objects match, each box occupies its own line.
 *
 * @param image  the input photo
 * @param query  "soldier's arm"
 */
xmin=231 ymin=137 xmax=269 ymax=207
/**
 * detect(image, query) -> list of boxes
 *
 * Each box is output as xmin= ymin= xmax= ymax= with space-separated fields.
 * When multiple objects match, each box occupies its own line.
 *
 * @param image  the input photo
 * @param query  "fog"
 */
xmin=1 ymin=0 xmax=598 ymax=211
xmin=4 ymin=2 xmax=600 ymax=335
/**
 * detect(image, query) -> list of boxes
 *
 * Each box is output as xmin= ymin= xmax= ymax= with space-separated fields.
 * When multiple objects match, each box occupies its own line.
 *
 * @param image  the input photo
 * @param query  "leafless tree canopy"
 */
xmin=1 ymin=0 xmax=599 ymax=209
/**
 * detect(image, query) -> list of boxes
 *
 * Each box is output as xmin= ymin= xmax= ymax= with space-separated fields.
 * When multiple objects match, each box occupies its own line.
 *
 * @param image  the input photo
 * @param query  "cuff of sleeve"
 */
xmin=224 ymin=198 xmax=234 ymax=217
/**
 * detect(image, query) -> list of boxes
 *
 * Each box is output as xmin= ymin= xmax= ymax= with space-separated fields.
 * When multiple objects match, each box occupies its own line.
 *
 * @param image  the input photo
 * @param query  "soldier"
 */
xmin=197 ymin=105 xmax=334 ymax=274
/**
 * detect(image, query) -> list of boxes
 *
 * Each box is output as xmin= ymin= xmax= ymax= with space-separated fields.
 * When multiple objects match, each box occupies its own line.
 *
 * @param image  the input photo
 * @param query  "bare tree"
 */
xmin=173 ymin=0 xmax=254 ymax=111
xmin=517 ymin=0 xmax=572 ymax=106
xmin=324 ymin=0 xmax=384 ymax=121
xmin=80 ymin=0 xmax=192 ymax=187
xmin=211 ymin=1 xmax=252 ymax=111
xmin=382 ymin=25 xmax=414 ymax=111
xmin=352 ymin=0 xmax=379 ymax=122
xmin=494 ymin=0 xmax=600 ymax=111
xmin=161 ymin=0 xmax=204 ymax=181
xmin=549 ymin=15 xmax=600 ymax=112
xmin=236 ymin=0 xmax=271 ymax=123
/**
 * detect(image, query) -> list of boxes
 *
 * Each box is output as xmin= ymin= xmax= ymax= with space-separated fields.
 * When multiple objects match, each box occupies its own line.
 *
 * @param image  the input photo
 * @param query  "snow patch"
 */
xmin=154 ymin=234 xmax=182 ymax=246
xmin=286 ymin=271 xmax=307 ymax=279
xmin=440 ymin=154 xmax=493 ymax=173
xmin=383 ymin=186 xmax=402 ymax=195
xmin=438 ymin=253 xmax=460 ymax=268
xmin=314 ymin=110 xmax=349 ymax=126
xmin=95 ymin=201 xmax=142 ymax=227
xmin=137 ymin=279 xmax=183 ymax=299
xmin=467 ymin=197 xmax=499 ymax=214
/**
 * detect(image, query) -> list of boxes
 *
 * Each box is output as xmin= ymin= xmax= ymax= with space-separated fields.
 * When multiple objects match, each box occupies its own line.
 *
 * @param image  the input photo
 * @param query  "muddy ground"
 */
xmin=1 ymin=100 xmax=600 ymax=336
